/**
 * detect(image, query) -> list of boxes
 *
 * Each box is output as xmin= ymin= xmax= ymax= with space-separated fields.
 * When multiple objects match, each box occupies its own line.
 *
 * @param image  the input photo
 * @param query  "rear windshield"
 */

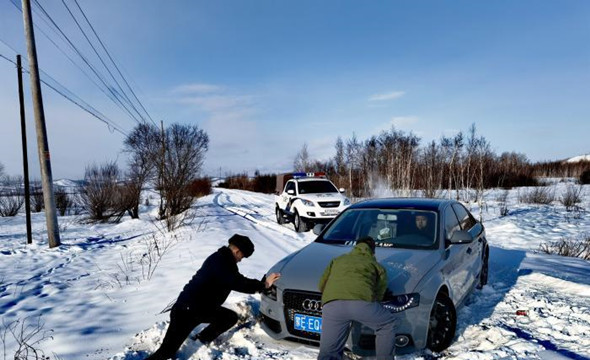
xmin=298 ymin=180 xmax=338 ymax=194
xmin=317 ymin=208 xmax=438 ymax=250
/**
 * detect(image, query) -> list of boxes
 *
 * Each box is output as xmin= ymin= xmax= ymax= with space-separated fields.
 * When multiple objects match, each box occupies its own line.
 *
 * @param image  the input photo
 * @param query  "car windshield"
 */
xmin=298 ymin=180 xmax=338 ymax=194
xmin=318 ymin=208 xmax=438 ymax=249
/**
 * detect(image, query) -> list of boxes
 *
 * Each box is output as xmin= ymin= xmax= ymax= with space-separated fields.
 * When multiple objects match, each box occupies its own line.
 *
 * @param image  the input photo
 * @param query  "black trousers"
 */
xmin=145 ymin=304 xmax=238 ymax=360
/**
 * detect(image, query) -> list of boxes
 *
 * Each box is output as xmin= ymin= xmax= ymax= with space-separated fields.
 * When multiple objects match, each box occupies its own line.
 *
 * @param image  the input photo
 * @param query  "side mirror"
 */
xmin=339 ymin=188 xmax=346 ymax=193
xmin=313 ymin=224 xmax=325 ymax=235
xmin=287 ymin=189 xmax=295 ymax=195
xmin=449 ymin=230 xmax=473 ymax=244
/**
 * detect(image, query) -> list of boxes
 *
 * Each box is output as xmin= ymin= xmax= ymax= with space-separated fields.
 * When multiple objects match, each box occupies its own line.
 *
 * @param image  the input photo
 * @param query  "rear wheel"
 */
xmin=276 ymin=207 xmax=286 ymax=225
xmin=294 ymin=211 xmax=308 ymax=232
xmin=427 ymin=293 xmax=456 ymax=352
xmin=477 ymin=248 xmax=489 ymax=289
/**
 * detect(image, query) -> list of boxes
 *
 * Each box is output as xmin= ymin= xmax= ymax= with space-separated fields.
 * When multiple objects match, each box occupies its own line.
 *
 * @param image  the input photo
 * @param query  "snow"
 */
xmin=566 ymin=154 xmax=590 ymax=163
xmin=1 ymin=183 xmax=590 ymax=360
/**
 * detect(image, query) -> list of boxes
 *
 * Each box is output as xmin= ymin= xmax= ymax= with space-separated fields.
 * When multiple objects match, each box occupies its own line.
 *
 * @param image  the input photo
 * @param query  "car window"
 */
xmin=285 ymin=181 xmax=296 ymax=193
xmin=451 ymin=204 xmax=477 ymax=231
xmin=298 ymin=180 xmax=338 ymax=194
xmin=319 ymin=208 xmax=438 ymax=249
xmin=444 ymin=207 xmax=461 ymax=240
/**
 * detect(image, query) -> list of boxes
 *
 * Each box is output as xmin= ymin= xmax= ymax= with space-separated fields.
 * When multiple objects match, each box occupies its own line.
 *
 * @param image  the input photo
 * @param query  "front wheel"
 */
xmin=276 ymin=207 xmax=286 ymax=225
xmin=294 ymin=211 xmax=308 ymax=232
xmin=427 ymin=293 xmax=456 ymax=352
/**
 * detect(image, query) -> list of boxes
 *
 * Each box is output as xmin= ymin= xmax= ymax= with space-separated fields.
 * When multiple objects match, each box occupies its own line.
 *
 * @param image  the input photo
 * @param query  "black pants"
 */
xmin=145 ymin=304 xmax=238 ymax=360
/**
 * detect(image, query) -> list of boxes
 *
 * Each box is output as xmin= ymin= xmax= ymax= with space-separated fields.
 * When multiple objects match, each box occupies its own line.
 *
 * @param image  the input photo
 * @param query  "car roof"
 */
xmin=293 ymin=177 xmax=332 ymax=183
xmin=348 ymin=197 xmax=454 ymax=211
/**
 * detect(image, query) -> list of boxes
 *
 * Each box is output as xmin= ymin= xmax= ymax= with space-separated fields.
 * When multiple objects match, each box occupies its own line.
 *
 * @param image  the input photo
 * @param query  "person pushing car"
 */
xmin=146 ymin=234 xmax=281 ymax=360
xmin=318 ymin=237 xmax=397 ymax=360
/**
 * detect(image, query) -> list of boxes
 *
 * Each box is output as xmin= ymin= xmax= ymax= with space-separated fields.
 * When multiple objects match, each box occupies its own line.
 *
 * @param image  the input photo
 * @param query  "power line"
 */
xmin=60 ymin=0 xmax=147 ymax=125
xmin=0 ymin=49 xmax=127 ymax=137
xmin=29 ymin=0 xmax=145 ymax=125
xmin=5 ymin=0 xmax=154 ymax=133
xmin=72 ymin=0 xmax=156 ymax=126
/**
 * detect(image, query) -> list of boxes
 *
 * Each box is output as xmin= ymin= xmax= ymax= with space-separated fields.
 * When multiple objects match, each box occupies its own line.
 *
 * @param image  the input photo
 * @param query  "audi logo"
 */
xmin=302 ymin=299 xmax=322 ymax=312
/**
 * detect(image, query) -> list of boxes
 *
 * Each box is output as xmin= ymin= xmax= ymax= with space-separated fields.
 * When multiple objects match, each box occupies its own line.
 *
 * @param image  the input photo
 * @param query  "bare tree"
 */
xmin=0 ymin=162 xmax=4 ymax=178
xmin=293 ymin=143 xmax=312 ymax=172
xmin=441 ymin=132 xmax=463 ymax=199
xmin=157 ymin=124 xmax=209 ymax=230
xmin=123 ymin=124 xmax=160 ymax=219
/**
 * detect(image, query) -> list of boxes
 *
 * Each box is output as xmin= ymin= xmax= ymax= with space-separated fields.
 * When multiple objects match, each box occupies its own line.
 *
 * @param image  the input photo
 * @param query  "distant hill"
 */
xmin=566 ymin=154 xmax=590 ymax=163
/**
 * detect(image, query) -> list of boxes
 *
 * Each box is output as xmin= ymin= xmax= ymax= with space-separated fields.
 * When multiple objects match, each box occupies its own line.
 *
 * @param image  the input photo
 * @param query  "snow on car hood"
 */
xmin=274 ymin=242 xmax=440 ymax=296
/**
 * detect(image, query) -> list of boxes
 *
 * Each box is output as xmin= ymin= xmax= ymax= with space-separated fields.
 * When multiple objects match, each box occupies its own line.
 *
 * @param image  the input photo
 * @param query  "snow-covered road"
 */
xmin=1 ymin=185 xmax=589 ymax=360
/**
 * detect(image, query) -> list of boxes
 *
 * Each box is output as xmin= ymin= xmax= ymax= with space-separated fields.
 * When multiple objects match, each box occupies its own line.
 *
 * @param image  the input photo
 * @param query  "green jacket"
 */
xmin=318 ymin=243 xmax=388 ymax=305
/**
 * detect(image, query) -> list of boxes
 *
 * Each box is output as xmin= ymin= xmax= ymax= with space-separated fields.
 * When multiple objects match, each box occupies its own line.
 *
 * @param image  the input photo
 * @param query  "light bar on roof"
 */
xmin=292 ymin=172 xmax=326 ymax=178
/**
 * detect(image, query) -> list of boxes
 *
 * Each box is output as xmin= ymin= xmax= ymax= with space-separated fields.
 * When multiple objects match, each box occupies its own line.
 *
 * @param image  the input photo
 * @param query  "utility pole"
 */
xmin=16 ymin=55 xmax=33 ymax=245
xmin=21 ymin=0 xmax=60 ymax=248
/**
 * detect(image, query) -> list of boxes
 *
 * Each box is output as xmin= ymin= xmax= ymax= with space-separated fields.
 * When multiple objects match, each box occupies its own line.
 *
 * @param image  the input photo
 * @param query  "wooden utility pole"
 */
xmin=16 ymin=55 xmax=33 ymax=245
xmin=21 ymin=0 xmax=60 ymax=248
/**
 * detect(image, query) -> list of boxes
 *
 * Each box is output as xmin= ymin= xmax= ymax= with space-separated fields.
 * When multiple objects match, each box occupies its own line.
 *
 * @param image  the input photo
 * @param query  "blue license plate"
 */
xmin=294 ymin=313 xmax=322 ymax=333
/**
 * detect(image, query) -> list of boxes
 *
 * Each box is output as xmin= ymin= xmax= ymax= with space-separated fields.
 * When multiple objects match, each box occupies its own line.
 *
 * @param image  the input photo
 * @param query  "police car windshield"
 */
xmin=298 ymin=180 xmax=338 ymax=194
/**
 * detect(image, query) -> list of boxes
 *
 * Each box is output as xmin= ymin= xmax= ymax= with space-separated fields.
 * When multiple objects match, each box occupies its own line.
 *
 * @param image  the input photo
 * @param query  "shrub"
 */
xmin=518 ymin=186 xmax=554 ymax=205
xmin=496 ymin=190 xmax=509 ymax=217
xmin=560 ymin=184 xmax=583 ymax=211
xmin=188 ymin=177 xmax=212 ymax=198
xmin=580 ymin=169 xmax=590 ymax=185
xmin=30 ymin=183 xmax=44 ymax=212
xmin=0 ymin=190 xmax=24 ymax=217
xmin=81 ymin=162 xmax=126 ymax=223
xmin=539 ymin=233 xmax=590 ymax=260
xmin=55 ymin=187 xmax=74 ymax=216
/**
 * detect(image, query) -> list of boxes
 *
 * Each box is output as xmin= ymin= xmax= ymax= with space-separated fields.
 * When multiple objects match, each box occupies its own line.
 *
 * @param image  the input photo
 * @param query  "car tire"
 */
xmin=477 ymin=247 xmax=489 ymax=289
xmin=294 ymin=211 xmax=308 ymax=232
xmin=276 ymin=207 xmax=286 ymax=225
xmin=427 ymin=293 xmax=456 ymax=352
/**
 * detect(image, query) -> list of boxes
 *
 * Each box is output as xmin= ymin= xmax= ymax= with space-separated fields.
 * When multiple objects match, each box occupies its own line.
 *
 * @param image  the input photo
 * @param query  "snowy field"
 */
xmin=1 ymin=182 xmax=589 ymax=360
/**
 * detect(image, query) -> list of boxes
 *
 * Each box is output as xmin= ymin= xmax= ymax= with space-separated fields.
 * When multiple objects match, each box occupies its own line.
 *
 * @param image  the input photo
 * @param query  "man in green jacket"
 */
xmin=318 ymin=237 xmax=397 ymax=360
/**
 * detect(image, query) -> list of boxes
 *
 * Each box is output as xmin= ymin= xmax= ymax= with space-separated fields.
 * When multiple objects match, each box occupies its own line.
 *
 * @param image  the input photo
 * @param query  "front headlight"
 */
xmin=301 ymin=199 xmax=315 ymax=207
xmin=343 ymin=198 xmax=351 ymax=206
xmin=382 ymin=293 xmax=420 ymax=313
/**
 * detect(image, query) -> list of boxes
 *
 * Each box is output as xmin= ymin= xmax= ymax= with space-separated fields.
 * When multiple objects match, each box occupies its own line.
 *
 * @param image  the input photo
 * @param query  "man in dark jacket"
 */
xmin=146 ymin=234 xmax=281 ymax=360
xmin=318 ymin=237 xmax=397 ymax=360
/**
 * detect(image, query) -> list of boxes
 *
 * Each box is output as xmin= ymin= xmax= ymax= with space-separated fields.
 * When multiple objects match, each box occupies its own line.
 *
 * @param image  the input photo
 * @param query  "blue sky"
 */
xmin=0 ymin=0 xmax=589 ymax=179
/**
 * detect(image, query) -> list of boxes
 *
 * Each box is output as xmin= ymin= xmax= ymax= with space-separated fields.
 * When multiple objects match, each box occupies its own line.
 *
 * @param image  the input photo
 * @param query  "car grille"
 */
xmin=318 ymin=201 xmax=340 ymax=208
xmin=283 ymin=289 xmax=322 ymax=341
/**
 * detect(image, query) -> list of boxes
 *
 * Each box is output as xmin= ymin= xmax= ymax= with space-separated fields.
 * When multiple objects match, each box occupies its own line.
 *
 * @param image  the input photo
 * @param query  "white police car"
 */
xmin=275 ymin=172 xmax=351 ymax=232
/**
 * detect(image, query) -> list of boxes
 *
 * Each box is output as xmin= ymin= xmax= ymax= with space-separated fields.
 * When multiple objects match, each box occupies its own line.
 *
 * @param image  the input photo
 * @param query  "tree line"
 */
xmin=289 ymin=124 xmax=590 ymax=201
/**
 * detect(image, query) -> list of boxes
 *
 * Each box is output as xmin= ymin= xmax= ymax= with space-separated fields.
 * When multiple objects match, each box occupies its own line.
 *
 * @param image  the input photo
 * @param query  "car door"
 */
xmin=451 ymin=203 xmax=483 ymax=290
xmin=441 ymin=204 xmax=472 ymax=304
xmin=280 ymin=180 xmax=297 ymax=213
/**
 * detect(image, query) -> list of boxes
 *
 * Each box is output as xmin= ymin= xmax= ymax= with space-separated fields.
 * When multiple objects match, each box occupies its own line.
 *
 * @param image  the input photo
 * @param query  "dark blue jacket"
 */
xmin=175 ymin=246 xmax=265 ymax=310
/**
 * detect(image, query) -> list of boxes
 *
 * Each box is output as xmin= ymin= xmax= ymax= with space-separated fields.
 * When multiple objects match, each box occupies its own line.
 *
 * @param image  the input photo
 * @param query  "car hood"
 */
xmin=299 ymin=193 xmax=344 ymax=201
xmin=273 ymin=242 xmax=440 ymax=295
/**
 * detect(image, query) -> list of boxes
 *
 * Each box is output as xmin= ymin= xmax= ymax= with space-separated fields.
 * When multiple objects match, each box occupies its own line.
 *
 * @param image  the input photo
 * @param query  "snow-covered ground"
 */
xmin=1 ymin=182 xmax=589 ymax=360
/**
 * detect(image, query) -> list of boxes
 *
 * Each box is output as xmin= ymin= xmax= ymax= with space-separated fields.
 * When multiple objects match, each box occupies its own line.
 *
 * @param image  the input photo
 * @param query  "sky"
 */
xmin=0 ymin=0 xmax=589 ymax=180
